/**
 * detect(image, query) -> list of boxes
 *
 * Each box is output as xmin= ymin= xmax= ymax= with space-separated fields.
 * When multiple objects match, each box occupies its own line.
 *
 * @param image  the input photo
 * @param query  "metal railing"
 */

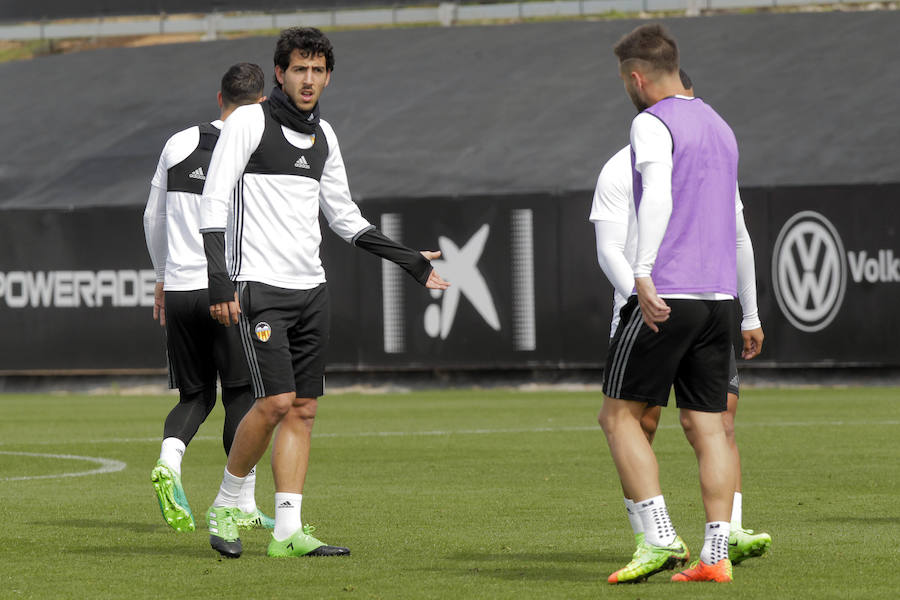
xmin=0 ymin=0 xmax=840 ymax=41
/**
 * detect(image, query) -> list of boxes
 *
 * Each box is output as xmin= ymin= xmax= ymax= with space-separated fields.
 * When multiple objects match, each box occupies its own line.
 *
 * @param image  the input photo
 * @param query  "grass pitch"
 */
xmin=1 ymin=386 xmax=898 ymax=599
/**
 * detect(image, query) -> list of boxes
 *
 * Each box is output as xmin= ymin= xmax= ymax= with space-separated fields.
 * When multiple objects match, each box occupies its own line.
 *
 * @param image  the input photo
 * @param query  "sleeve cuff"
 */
xmin=741 ymin=314 xmax=762 ymax=331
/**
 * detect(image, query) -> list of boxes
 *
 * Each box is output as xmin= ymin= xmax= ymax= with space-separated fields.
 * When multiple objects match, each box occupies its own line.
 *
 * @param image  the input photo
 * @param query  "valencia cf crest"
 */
xmin=255 ymin=322 xmax=272 ymax=342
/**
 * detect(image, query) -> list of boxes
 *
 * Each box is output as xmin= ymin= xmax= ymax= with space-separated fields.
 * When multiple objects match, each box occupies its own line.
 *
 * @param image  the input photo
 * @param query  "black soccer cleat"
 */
xmin=209 ymin=534 xmax=243 ymax=559
xmin=306 ymin=544 xmax=351 ymax=557
xmin=206 ymin=506 xmax=242 ymax=558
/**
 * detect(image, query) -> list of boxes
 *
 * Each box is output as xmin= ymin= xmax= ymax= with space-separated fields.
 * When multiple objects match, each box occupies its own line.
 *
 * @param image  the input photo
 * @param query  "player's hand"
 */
xmin=634 ymin=276 xmax=670 ymax=333
xmin=741 ymin=327 xmax=764 ymax=360
xmin=420 ymin=250 xmax=450 ymax=290
xmin=210 ymin=291 xmax=241 ymax=326
xmin=153 ymin=282 xmax=166 ymax=327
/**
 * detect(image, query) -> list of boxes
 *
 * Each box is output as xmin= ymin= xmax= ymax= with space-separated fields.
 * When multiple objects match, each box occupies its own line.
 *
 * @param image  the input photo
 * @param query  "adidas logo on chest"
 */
xmin=188 ymin=167 xmax=206 ymax=180
xmin=244 ymin=114 xmax=325 ymax=179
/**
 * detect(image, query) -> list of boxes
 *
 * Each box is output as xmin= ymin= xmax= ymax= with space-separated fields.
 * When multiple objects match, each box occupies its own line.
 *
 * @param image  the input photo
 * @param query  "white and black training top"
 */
xmin=144 ymin=120 xmax=223 ymax=291
xmin=199 ymin=102 xmax=371 ymax=290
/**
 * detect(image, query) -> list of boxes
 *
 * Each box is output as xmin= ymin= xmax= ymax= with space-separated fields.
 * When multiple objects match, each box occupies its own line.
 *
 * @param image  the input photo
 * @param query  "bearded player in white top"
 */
xmin=590 ymin=68 xmax=771 ymax=574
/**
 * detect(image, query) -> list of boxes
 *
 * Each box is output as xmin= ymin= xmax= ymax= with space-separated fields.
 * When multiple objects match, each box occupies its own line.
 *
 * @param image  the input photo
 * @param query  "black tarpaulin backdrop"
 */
xmin=0 ymin=187 xmax=896 ymax=372
xmin=0 ymin=14 xmax=898 ymax=372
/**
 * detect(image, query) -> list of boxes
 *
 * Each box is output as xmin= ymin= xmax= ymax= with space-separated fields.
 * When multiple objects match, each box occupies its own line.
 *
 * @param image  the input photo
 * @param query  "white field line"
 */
xmin=0 ymin=451 xmax=127 ymax=482
xmin=0 ymin=419 xmax=897 ymax=448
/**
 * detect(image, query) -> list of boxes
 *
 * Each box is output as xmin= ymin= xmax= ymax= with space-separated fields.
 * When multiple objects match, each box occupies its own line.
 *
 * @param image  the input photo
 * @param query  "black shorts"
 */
xmin=606 ymin=336 xmax=740 ymax=404
xmin=237 ymin=281 xmax=329 ymax=400
xmin=603 ymin=297 xmax=734 ymax=413
xmin=164 ymin=289 xmax=250 ymax=393
xmin=727 ymin=350 xmax=740 ymax=398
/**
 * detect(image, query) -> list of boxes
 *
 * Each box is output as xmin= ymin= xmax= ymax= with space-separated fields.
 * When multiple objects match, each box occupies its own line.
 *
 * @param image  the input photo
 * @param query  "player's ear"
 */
xmin=217 ymin=91 xmax=224 ymax=109
xmin=630 ymin=69 xmax=649 ymax=93
xmin=324 ymin=70 xmax=331 ymax=88
xmin=275 ymin=65 xmax=285 ymax=86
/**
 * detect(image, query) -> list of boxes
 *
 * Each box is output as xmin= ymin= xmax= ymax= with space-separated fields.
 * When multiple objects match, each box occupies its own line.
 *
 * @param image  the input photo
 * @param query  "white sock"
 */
xmin=159 ymin=437 xmax=185 ymax=475
xmin=700 ymin=521 xmax=731 ymax=565
xmin=624 ymin=498 xmax=643 ymax=537
xmin=237 ymin=466 xmax=258 ymax=514
xmin=730 ymin=491 xmax=743 ymax=530
xmin=636 ymin=495 xmax=676 ymax=547
xmin=212 ymin=468 xmax=245 ymax=508
xmin=273 ymin=492 xmax=303 ymax=541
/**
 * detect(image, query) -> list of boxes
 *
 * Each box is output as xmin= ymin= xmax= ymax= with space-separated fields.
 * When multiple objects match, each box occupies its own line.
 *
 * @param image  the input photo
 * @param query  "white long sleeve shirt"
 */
xmin=199 ymin=103 xmax=371 ymax=289
xmin=143 ymin=120 xmax=224 ymax=291
xmin=590 ymin=145 xmax=761 ymax=337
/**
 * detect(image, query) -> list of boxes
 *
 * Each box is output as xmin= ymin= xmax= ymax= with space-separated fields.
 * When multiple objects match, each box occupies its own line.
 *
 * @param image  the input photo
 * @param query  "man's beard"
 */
xmin=628 ymin=88 xmax=648 ymax=112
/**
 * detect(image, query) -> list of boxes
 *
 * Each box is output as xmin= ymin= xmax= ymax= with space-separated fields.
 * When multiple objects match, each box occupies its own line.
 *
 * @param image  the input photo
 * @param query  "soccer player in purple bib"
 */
xmin=598 ymin=24 xmax=763 ymax=584
xmin=591 ymin=69 xmax=771 ymax=576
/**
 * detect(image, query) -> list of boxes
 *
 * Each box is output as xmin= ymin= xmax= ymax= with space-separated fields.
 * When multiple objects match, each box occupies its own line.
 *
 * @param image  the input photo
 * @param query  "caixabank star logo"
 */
xmin=379 ymin=209 xmax=536 ymax=354
xmin=424 ymin=224 xmax=500 ymax=341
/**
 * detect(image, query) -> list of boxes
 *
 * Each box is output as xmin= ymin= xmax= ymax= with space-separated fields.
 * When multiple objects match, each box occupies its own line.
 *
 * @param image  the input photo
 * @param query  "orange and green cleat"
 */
xmin=671 ymin=558 xmax=733 ymax=582
xmin=631 ymin=532 xmax=646 ymax=559
xmin=607 ymin=536 xmax=689 ymax=584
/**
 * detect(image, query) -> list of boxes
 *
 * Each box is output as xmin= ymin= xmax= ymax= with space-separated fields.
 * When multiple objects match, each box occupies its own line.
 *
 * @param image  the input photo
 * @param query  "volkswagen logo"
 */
xmin=772 ymin=211 xmax=846 ymax=332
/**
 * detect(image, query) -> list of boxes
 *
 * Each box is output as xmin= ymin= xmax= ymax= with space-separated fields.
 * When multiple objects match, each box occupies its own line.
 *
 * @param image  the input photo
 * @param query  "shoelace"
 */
xmin=303 ymin=524 xmax=317 ymax=535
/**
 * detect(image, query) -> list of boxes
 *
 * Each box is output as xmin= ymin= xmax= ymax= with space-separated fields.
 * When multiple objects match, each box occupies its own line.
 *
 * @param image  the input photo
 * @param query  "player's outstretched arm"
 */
xmin=353 ymin=228 xmax=449 ymax=289
xmin=420 ymin=250 xmax=450 ymax=290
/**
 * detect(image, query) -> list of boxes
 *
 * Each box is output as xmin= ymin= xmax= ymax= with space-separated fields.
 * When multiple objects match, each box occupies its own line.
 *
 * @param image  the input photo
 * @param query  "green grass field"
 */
xmin=1 ymin=387 xmax=898 ymax=599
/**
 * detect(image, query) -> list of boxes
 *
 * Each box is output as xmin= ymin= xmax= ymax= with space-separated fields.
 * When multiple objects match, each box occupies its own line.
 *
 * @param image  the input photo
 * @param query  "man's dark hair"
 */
xmin=613 ymin=23 xmax=678 ymax=74
xmin=678 ymin=68 xmax=692 ymax=90
xmin=220 ymin=62 xmax=265 ymax=107
xmin=273 ymin=27 xmax=335 ymax=83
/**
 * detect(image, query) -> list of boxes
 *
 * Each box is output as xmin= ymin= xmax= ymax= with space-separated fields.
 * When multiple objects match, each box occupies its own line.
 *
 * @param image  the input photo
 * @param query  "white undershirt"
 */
xmin=590 ymin=144 xmax=761 ymax=335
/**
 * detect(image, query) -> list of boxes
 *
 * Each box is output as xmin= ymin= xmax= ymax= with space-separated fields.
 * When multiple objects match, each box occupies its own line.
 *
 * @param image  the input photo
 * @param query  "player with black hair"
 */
xmin=144 ymin=63 xmax=274 ymax=533
xmin=199 ymin=28 xmax=449 ymax=559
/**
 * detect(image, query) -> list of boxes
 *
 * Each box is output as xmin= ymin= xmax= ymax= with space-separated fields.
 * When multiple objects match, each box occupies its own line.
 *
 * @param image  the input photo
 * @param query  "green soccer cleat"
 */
xmin=729 ymin=527 xmax=771 ymax=564
xmin=150 ymin=460 xmax=195 ymax=532
xmin=608 ymin=536 xmax=690 ymax=584
xmin=207 ymin=506 xmax=242 ymax=558
xmin=632 ymin=532 xmax=646 ymax=559
xmin=233 ymin=507 xmax=275 ymax=530
xmin=267 ymin=524 xmax=350 ymax=558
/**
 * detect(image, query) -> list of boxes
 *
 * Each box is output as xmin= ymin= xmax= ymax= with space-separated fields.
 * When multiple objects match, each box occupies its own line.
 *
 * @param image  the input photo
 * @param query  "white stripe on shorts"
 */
xmin=606 ymin=307 xmax=643 ymax=399
xmin=236 ymin=282 xmax=265 ymax=399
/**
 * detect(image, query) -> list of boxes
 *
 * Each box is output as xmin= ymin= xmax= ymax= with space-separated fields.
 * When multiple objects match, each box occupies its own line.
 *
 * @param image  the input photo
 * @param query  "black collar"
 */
xmin=267 ymin=86 xmax=320 ymax=134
